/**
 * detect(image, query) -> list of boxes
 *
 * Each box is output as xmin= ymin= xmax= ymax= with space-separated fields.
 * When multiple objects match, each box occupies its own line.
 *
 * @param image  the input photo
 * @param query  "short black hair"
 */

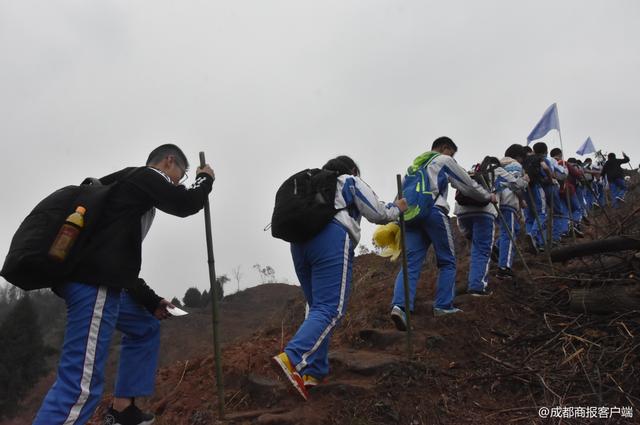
xmin=523 ymin=146 xmax=533 ymax=154
xmin=567 ymin=157 xmax=578 ymax=164
xmin=608 ymin=152 xmax=616 ymax=160
xmin=146 ymin=144 xmax=189 ymax=171
xmin=504 ymin=144 xmax=524 ymax=160
xmin=584 ymin=158 xmax=592 ymax=164
xmin=323 ymin=155 xmax=360 ymax=176
xmin=431 ymin=136 xmax=458 ymax=152
xmin=550 ymin=148 xmax=562 ymax=158
xmin=532 ymin=142 xmax=548 ymax=155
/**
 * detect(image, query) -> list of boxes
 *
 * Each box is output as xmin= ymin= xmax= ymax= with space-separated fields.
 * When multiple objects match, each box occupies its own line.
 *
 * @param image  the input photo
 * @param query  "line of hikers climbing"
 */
xmin=3 ymin=141 xmax=632 ymax=422
xmin=269 ymin=136 xmax=633 ymax=401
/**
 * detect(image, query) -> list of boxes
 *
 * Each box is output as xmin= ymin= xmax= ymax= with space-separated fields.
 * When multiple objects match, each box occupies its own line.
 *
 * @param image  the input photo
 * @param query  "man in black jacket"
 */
xmin=602 ymin=152 xmax=630 ymax=207
xmin=34 ymin=144 xmax=215 ymax=425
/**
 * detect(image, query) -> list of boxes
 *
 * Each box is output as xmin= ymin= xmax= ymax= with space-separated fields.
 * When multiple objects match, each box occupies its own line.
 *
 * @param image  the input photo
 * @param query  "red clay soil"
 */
xmin=7 ymin=179 xmax=640 ymax=425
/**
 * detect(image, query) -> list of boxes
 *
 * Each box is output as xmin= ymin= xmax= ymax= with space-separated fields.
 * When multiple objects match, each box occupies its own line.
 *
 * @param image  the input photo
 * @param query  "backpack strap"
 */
xmin=408 ymin=152 xmax=440 ymax=175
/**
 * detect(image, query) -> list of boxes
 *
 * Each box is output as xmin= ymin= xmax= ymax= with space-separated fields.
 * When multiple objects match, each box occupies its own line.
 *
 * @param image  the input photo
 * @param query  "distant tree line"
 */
xmin=178 ymin=275 xmax=229 ymax=308
xmin=0 ymin=287 xmax=59 ymax=419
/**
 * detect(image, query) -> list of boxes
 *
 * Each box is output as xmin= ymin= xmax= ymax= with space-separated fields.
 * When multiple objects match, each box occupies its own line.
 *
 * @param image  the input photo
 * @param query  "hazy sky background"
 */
xmin=1 ymin=0 xmax=639 ymax=300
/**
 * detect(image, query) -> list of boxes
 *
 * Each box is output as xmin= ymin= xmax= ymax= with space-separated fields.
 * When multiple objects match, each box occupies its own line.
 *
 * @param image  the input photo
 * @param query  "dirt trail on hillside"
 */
xmin=7 ymin=178 xmax=639 ymax=425
xmin=86 ymin=175 xmax=639 ymax=424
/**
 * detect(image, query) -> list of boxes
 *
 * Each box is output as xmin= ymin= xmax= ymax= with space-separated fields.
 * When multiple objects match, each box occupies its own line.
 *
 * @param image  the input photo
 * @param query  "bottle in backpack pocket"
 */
xmin=48 ymin=206 xmax=86 ymax=262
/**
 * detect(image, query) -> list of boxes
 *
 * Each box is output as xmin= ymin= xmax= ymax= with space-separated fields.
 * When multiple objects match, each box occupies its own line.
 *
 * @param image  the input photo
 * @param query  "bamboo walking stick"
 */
xmin=479 ymin=176 xmax=532 ymax=276
xmin=396 ymin=174 xmax=413 ymax=359
xmin=199 ymin=152 xmax=225 ymax=419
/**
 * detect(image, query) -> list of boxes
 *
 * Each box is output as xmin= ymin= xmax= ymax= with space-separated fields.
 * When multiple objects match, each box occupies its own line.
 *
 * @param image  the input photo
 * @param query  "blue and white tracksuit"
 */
xmin=576 ymin=184 xmax=587 ymax=219
xmin=523 ymin=183 xmax=547 ymax=248
xmin=455 ymin=205 xmax=495 ymax=292
xmin=543 ymin=157 xmax=569 ymax=242
xmin=496 ymin=158 xmax=528 ymax=269
xmin=285 ymin=175 xmax=399 ymax=379
xmin=391 ymin=155 xmax=491 ymax=310
xmin=35 ymin=209 xmax=162 ymax=425
xmin=567 ymin=189 xmax=584 ymax=223
xmin=455 ymin=164 xmax=526 ymax=290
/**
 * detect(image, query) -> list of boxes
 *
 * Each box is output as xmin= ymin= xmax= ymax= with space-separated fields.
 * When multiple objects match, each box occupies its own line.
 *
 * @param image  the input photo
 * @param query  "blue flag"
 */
xmin=576 ymin=137 xmax=596 ymax=156
xmin=526 ymin=103 xmax=560 ymax=144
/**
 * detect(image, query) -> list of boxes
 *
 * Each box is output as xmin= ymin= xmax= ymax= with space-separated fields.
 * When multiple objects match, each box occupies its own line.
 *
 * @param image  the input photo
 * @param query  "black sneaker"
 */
xmin=104 ymin=404 xmax=155 ymax=425
xmin=468 ymin=288 xmax=493 ymax=297
xmin=496 ymin=267 xmax=514 ymax=280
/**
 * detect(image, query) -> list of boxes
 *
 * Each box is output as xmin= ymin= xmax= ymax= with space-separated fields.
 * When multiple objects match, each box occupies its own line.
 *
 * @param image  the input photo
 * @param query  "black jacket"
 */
xmin=69 ymin=166 xmax=214 ymax=313
xmin=602 ymin=154 xmax=630 ymax=181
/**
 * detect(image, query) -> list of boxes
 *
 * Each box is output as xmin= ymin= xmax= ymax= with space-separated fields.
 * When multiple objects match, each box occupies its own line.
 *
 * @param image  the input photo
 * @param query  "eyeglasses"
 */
xmin=170 ymin=156 xmax=189 ymax=184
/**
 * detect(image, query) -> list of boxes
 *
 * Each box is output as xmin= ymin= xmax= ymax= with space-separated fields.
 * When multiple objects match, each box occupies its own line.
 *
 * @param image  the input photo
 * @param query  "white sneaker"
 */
xmin=390 ymin=305 xmax=407 ymax=331
xmin=433 ymin=307 xmax=463 ymax=317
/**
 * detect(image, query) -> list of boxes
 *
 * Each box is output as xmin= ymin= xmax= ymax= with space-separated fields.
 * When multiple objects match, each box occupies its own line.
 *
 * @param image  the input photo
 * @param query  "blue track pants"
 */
xmin=610 ymin=178 xmax=627 ymax=208
xmin=34 ymin=282 xmax=160 ymax=425
xmin=286 ymin=222 xmax=354 ymax=379
xmin=498 ymin=207 xmax=520 ymax=269
xmin=523 ymin=185 xmax=547 ymax=248
xmin=457 ymin=214 xmax=495 ymax=292
xmin=391 ymin=207 xmax=457 ymax=311
xmin=544 ymin=184 xmax=567 ymax=242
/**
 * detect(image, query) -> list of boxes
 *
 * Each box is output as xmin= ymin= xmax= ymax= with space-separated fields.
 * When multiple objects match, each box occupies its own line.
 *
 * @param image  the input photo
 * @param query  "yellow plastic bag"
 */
xmin=373 ymin=223 xmax=402 ymax=261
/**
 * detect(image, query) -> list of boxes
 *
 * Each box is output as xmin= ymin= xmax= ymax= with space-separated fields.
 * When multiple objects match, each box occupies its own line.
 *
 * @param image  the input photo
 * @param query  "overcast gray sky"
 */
xmin=1 ymin=0 xmax=639 ymax=300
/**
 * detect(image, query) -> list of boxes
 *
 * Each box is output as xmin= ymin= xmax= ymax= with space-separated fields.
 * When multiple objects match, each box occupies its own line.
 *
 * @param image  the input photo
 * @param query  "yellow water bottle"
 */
xmin=48 ymin=206 xmax=86 ymax=262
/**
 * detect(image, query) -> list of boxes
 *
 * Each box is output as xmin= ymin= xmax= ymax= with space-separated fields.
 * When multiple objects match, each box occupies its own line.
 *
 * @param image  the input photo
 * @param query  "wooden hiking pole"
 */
xmin=199 ymin=152 xmax=225 ymax=419
xmin=479 ymin=176 xmax=532 ymax=276
xmin=396 ymin=174 xmax=413 ymax=359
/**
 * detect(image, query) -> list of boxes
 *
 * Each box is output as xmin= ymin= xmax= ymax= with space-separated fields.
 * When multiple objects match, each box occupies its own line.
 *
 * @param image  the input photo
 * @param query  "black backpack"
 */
xmin=455 ymin=156 xmax=500 ymax=207
xmin=271 ymin=169 xmax=340 ymax=243
xmin=1 ymin=173 xmax=133 ymax=291
xmin=523 ymin=154 xmax=545 ymax=186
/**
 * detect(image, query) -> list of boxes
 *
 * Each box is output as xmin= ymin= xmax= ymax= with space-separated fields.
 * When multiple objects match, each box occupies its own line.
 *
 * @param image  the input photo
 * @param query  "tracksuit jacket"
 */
xmin=495 ymin=158 xmax=528 ymax=269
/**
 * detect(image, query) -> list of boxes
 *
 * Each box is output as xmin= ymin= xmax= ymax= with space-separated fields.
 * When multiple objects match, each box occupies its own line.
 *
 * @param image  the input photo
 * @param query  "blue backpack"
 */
xmin=403 ymin=152 xmax=440 ymax=222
